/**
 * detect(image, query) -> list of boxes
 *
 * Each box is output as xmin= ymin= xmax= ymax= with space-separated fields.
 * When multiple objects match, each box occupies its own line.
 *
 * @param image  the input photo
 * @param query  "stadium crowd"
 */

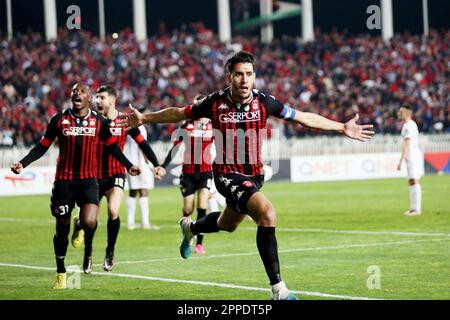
xmin=0 ymin=24 xmax=449 ymax=147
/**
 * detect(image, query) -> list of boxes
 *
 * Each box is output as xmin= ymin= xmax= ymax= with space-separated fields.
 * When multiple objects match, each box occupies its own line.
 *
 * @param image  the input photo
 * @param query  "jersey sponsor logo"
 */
xmin=110 ymin=127 xmax=122 ymax=136
xmin=62 ymin=126 xmax=96 ymax=136
xmin=218 ymin=103 xmax=228 ymax=110
xmin=219 ymin=110 xmax=261 ymax=123
xmin=62 ymin=119 xmax=70 ymax=125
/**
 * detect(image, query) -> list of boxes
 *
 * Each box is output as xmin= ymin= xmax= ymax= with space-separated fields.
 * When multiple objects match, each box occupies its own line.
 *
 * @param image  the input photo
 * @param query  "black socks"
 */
xmin=195 ymin=208 xmax=207 ymax=245
xmin=190 ymin=211 xmax=221 ymax=235
xmin=54 ymin=222 xmax=70 ymax=273
xmin=106 ymin=217 xmax=120 ymax=254
xmin=256 ymin=226 xmax=282 ymax=285
xmin=83 ymin=222 xmax=97 ymax=256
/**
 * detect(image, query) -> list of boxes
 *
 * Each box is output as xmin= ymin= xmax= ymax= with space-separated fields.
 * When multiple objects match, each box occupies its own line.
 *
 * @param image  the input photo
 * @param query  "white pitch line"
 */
xmin=0 ymin=262 xmax=381 ymax=300
xmin=105 ymin=237 xmax=450 ymax=266
xmin=241 ymin=227 xmax=450 ymax=238
xmin=1 ymin=217 xmax=449 ymax=238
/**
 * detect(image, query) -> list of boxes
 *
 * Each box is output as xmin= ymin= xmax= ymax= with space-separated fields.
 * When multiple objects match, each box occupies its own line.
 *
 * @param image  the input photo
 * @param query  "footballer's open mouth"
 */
xmin=72 ymin=96 xmax=82 ymax=104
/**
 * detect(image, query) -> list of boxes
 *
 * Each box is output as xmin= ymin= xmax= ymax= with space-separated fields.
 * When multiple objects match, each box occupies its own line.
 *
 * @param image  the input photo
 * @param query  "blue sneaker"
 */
xmin=285 ymin=292 xmax=300 ymax=300
xmin=179 ymin=217 xmax=195 ymax=259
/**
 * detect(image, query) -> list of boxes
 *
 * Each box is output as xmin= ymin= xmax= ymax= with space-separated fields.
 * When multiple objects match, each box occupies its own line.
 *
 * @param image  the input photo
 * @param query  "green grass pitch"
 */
xmin=0 ymin=176 xmax=449 ymax=300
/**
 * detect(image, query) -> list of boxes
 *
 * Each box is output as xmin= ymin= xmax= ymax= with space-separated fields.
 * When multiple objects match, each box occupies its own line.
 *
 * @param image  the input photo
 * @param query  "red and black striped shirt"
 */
xmin=171 ymin=120 xmax=214 ymax=174
xmin=97 ymin=111 xmax=146 ymax=179
xmin=184 ymin=88 xmax=287 ymax=176
xmin=33 ymin=109 xmax=116 ymax=181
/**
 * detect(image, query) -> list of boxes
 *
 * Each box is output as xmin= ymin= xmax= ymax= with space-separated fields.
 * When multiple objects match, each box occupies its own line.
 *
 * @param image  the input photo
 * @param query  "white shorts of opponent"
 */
xmin=127 ymin=165 xmax=154 ymax=190
xmin=406 ymin=154 xmax=424 ymax=180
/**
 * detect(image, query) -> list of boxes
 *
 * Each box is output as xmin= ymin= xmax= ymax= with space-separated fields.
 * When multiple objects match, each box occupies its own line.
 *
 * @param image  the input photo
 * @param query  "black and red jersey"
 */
xmin=97 ymin=111 xmax=146 ymax=179
xmin=184 ymin=88 xmax=291 ymax=176
xmin=172 ymin=119 xmax=214 ymax=174
xmin=37 ymin=109 xmax=117 ymax=181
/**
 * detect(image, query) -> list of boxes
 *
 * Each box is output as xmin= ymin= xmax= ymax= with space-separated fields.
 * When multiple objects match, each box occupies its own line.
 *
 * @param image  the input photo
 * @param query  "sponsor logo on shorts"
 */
xmin=242 ymin=181 xmax=254 ymax=188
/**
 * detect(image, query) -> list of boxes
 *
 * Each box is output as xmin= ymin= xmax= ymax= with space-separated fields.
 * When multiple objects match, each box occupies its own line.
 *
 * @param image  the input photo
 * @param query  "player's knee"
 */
xmin=140 ymin=189 xmax=148 ymax=197
xmin=108 ymin=211 xmax=119 ymax=220
xmin=108 ymin=207 xmax=120 ymax=219
xmin=80 ymin=216 xmax=97 ymax=230
xmin=257 ymin=205 xmax=277 ymax=227
xmin=129 ymin=190 xmax=137 ymax=197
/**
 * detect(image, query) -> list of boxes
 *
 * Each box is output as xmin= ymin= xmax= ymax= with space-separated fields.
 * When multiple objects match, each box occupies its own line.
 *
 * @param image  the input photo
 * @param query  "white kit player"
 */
xmin=124 ymin=123 xmax=165 ymax=229
xmin=397 ymin=104 xmax=424 ymax=216
xmin=208 ymin=143 xmax=226 ymax=213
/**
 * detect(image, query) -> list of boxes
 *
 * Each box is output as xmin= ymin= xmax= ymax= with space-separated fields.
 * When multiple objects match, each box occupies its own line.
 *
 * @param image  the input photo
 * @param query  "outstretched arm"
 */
xmin=11 ymin=143 xmax=50 ymax=174
xmin=117 ymin=105 xmax=187 ymax=131
xmin=294 ymin=112 xmax=374 ymax=142
xmin=11 ymin=115 xmax=59 ymax=174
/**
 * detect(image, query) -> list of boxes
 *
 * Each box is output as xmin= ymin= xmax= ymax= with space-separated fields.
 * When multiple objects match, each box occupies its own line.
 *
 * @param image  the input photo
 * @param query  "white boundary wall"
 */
xmin=2 ymin=134 xmax=447 ymax=168
xmin=290 ymin=153 xmax=409 ymax=182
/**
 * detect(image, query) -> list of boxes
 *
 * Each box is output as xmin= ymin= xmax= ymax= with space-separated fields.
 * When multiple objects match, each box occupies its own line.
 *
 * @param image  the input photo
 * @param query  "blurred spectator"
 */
xmin=0 ymin=26 xmax=449 ymax=147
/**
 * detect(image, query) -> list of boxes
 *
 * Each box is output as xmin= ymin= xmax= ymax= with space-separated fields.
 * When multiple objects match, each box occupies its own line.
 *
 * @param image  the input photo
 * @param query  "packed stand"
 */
xmin=0 ymin=24 xmax=449 ymax=147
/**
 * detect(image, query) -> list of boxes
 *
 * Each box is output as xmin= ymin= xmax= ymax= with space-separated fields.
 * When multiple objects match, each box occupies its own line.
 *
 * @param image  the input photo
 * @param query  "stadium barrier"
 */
xmin=1 ymin=134 xmax=449 ymax=196
xmin=290 ymin=153 xmax=407 ymax=182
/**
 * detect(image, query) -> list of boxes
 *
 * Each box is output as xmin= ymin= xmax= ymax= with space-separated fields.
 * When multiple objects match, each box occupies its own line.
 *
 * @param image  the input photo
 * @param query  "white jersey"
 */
xmin=401 ymin=119 xmax=424 ymax=179
xmin=124 ymin=126 xmax=154 ymax=190
xmin=125 ymin=126 xmax=148 ymax=166
xmin=401 ymin=120 xmax=422 ymax=161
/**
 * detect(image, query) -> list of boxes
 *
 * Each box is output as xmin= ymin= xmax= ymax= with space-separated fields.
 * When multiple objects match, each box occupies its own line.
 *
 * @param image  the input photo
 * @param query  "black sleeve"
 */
xmin=20 ymin=114 xmax=59 ymax=168
xmin=107 ymin=142 xmax=133 ymax=170
xmin=20 ymin=144 xmax=49 ymax=168
xmin=127 ymin=127 xmax=159 ymax=167
xmin=162 ymin=143 xmax=181 ymax=168
xmin=162 ymin=122 xmax=186 ymax=168
xmin=138 ymin=141 xmax=159 ymax=167
xmin=261 ymin=93 xmax=285 ymax=118
xmin=185 ymin=94 xmax=214 ymax=120
xmin=98 ymin=116 xmax=115 ymax=143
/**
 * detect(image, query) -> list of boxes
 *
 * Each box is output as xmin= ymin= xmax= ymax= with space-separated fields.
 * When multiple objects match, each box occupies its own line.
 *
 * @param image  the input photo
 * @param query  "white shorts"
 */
xmin=406 ymin=156 xmax=424 ymax=180
xmin=127 ymin=166 xmax=154 ymax=190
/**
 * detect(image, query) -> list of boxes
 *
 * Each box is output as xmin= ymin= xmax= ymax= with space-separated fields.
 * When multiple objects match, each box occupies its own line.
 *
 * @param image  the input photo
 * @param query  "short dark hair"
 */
xmin=193 ymin=94 xmax=206 ymax=104
xmin=73 ymin=82 xmax=91 ymax=94
xmin=225 ymin=51 xmax=256 ymax=73
xmin=96 ymin=85 xmax=117 ymax=97
xmin=401 ymin=104 xmax=413 ymax=111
